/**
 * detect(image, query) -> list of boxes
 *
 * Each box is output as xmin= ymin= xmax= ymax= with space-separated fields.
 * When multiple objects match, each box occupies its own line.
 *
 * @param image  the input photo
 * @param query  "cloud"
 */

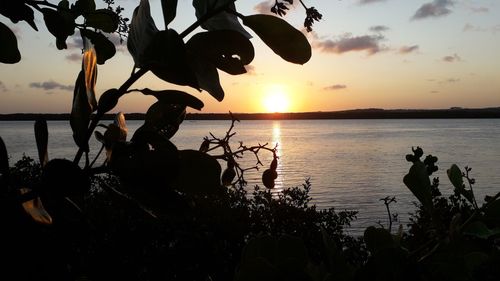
xmin=0 ymin=81 xmax=7 ymax=92
xmin=469 ymin=6 xmax=488 ymax=13
xmin=29 ymin=81 xmax=73 ymax=92
xmin=412 ymin=0 xmax=454 ymax=20
xmin=66 ymin=52 xmax=82 ymax=62
xmin=463 ymin=23 xmax=500 ymax=34
xmin=254 ymin=1 xmax=273 ymax=14
xmin=313 ymin=34 xmax=385 ymax=55
xmin=445 ymin=78 xmax=460 ymax=83
xmin=442 ymin=53 xmax=461 ymax=62
xmin=430 ymin=90 xmax=439 ymax=93
xmin=244 ymin=64 xmax=256 ymax=75
xmin=398 ymin=45 xmax=419 ymax=54
xmin=324 ymin=84 xmax=347 ymax=91
xmin=359 ymin=0 xmax=386 ymax=4
xmin=67 ymin=33 xmax=127 ymax=53
xmin=369 ymin=25 xmax=389 ymax=33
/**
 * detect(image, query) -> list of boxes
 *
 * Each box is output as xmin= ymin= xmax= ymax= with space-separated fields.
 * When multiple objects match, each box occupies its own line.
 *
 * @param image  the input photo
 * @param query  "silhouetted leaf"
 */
xmin=364 ymin=226 xmax=395 ymax=254
xmin=139 ymin=88 xmax=204 ymax=110
xmin=186 ymin=30 xmax=254 ymax=75
xmin=0 ymin=137 xmax=8 ymax=188
xmin=81 ymin=29 xmax=116 ymax=64
xmin=243 ymin=14 xmax=311 ymax=64
xmin=161 ymin=0 xmax=177 ymax=27
xmin=127 ymin=0 xmax=159 ymax=67
xmin=85 ymin=9 xmax=119 ymax=33
xmin=0 ymin=2 xmax=38 ymax=31
xmin=145 ymin=101 xmax=186 ymax=139
xmin=82 ymin=41 xmax=98 ymax=111
xmin=42 ymin=8 xmax=76 ymax=49
xmin=403 ymin=161 xmax=433 ymax=211
xmin=463 ymin=221 xmax=500 ymax=239
xmin=0 ymin=22 xmax=21 ymax=64
xmin=34 ymin=117 xmax=49 ymax=167
xmin=72 ymin=0 xmax=96 ymax=15
xmin=70 ymin=71 xmax=91 ymax=151
xmin=145 ymin=30 xmax=199 ymax=89
xmin=186 ymin=54 xmax=224 ymax=101
xmin=97 ymin=88 xmax=120 ymax=114
xmin=262 ymin=169 xmax=277 ymax=189
xmin=192 ymin=0 xmax=251 ymax=38
xmin=174 ymin=150 xmax=222 ymax=194
xmin=20 ymin=188 xmax=53 ymax=225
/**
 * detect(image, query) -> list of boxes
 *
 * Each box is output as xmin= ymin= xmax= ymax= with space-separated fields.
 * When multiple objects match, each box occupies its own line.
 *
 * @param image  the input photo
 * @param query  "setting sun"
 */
xmin=263 ymin=85 xmax=290 ymax=113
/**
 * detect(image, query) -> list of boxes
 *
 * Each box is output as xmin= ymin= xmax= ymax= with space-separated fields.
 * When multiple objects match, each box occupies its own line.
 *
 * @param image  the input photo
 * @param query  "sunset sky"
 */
xmin=1 ymin=0 xmax=499 ymax=113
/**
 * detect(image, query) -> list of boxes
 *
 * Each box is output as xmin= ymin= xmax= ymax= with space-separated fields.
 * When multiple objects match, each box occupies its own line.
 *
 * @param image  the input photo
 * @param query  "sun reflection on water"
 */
xmin=271 ymin=121 xmax=284 ymax=193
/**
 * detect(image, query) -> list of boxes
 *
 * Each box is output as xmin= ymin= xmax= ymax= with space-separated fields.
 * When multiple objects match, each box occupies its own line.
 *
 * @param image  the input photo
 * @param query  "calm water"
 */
xmin=1 ymin=119 xmax=500 ymax=233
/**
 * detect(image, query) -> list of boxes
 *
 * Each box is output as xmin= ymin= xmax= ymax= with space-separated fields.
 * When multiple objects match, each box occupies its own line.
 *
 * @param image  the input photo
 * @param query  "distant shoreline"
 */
xmin=1 ymin=107 xmax=500 ymax=121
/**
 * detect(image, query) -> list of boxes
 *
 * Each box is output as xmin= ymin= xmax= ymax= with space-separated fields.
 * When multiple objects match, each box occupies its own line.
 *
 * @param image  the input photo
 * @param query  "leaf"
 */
xmin=72 ymin=0 xmax=96 ymax=15
xmin=186 ymin=54 xmax=224 ymax=101
xmin=127 ymin=0 xmax=159 ymax=67
xmin=173 ymin=150 xmax=222 ymax=194
xmin=186 ymin=30 xmax=254 ymax=75
xmin=161 ymin=0 xmax=177 ymax=28
xmin=20 ymin=188 xmax=53 ymax=225
xmin=80 ymin=29 xmax=116 ymax=64
xmin=447 ymin=164 xmax=464 ymax=190
xmin=42 ymin=8 xmax=76 ymax=49
xmin=34 ymin=117 xmax=49 ymax=167
xmin=139 ymin=89 xmax=204 ymax=110
xmin=403 ymin=161 xmax=433 ymax=211
xmin=97 ymin=88 xmax=120 ymax=114
xmin=85 ymin=9 xmax=119 ymax=33
xmin=243 ymin=14 xmax=311 ymax=65
xmin=0 ymin=22 xmax=21 ymax=64
xmin=145 ymin=101 xmax=186 ymax=139
xmin=0 ymin=2 xmax=38 ymax=31
xmin=363 ymin=226 xmax=395 ymax=254
xmin=192 ymin=0 xmax=251 ymax=38
xmin=463 ymin=221 xmax=500 ymax=239
xmin=70 ymin=71 xmax=91 ymax=151
xmin=0 ymin=137 xmax=9 ymax=187
xmin=82 ymin=40 xmax=98 ymax=112
xmin=145 ymin=30 xmax=199 ymax=89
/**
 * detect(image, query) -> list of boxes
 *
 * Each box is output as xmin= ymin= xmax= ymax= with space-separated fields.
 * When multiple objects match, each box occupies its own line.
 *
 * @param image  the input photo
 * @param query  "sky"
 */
xmin=0 ymin=0 xmax=499 ymax=113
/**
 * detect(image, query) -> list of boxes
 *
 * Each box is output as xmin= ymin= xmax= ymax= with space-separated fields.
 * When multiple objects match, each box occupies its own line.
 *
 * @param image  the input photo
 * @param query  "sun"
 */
xmin=263 ymin=85 xmax=290 ymax=113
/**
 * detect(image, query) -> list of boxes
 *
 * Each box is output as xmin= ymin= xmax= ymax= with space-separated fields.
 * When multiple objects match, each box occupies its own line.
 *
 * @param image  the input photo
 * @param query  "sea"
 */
xmin=1 ymin=119 xmax=500 ymax=234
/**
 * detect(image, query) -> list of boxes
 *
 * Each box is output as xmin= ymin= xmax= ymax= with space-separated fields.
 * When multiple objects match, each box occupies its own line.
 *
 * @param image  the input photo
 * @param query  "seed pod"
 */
xmin=262 ymin=168 xmax=277 ymax=189
xmin=97 ymin=88 xmax=120 ymax=114
xmin=270 ymin=157 xmax=278 ymax=171
xmin=199 ymin=139 xmax=209 ymax=153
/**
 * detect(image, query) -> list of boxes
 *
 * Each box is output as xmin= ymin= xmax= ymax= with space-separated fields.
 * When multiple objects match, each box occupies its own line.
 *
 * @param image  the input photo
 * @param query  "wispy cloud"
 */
xmin=324 ymin=84 xmax=347 ymax=91
xmin=254 ymin=1 xmax=273 ymax=14
xmin=469 ymin=6 xmax=489 ymax=13
xmin=65 ymin=52 xmax=82 ymax=62
xmin=0 ymin=81 xmax=7 ymax=92
xmin=245 ymin=64 xmax=256 ymax=75
xmin=29 ymin=81 xmax=73 ymax=92
xmin=398 ymin=45 xmax=419 ymax=54
xmin=463 ymin=23 xmax=500 ymax=34
xmin=359 ymin=0 xmax=386 ymax=5
xmin=67 ymin=33 xmax=127 ymax=53
xmin=412 ymin=0 xmax=455 ymax=20
xmin=442 ymin=53 xmax=461 ymax=62
xmin=369 ymin=25 xmax=389 ymax=33
xmin=313 ymin=34 xmax=385 ymax=55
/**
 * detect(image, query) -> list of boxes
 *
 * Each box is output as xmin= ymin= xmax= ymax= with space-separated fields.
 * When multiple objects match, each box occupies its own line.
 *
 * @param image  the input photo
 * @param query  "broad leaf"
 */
xmin=145 ymin=30 xmax=199 ymax=89
xmin=34 ymin=117 xmax=49 ymax=167
xmin=70 ymin=71 xmax=91 ymax=151
xmin=72 ymin=0 xmax=96 ymax=15
xmin=80 ymin=29 xmax=116 ymax=64
xmin=20 ymin=188 xmax=53 ymax=225
xmin=145 ymin=101 xmax=186 ymax=139
xmin=139 ymin=88 xmax=204 ymax=110
xmin=243 ymin=14 xmax=311 ymax=64
xmin=186 ymin=54 xmax=224 ymax=101
xmin=192 ymin=0 xmax=251 ymax=38
xmin=161 ymin=0 xmax=177 ymax=28
xmin=174 ymin=150 xmax=222 ymax=194
xmin=0 ymin=22 xmax=21 ymax=64
xmin=0 ymin=2 xmax=38 ymax=31
xmin=42 ymin=8 xmax=76 ymax=49
xmin=403 ymin=161 xmax=433 ymax=211
xmin=85 ymin=9 xmax=119 ymax=33
xmin=97 ymin=88 xmax=120 ymax=114
xmin=186 ymin=30 xmax=254 ymax=75
xmin=82 ymin=40 xmax=98 ymax=111
xmin=447 ymin=164 xmax=464 ymax=190
xmin=127 ymin=0 xmax=159 ymax=67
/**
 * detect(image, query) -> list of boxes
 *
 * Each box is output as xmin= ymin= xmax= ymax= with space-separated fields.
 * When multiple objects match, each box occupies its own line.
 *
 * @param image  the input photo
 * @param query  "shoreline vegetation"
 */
xmin=1 ymin=107 xmax=500 ymax=121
